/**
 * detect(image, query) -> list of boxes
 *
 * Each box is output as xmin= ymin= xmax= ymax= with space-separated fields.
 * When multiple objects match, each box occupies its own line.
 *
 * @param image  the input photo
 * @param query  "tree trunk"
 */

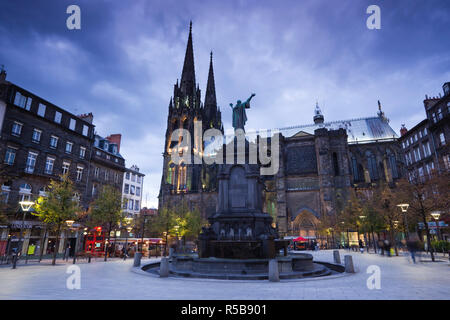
xmin=39 ymin=228 xmax=47 ymax=262
xmin=371 ymin=227 xmax=377 ymax=253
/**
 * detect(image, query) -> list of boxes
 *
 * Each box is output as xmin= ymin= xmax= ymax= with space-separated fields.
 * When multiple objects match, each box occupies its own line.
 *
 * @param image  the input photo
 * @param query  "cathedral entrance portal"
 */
xmin=291 ymin=209 xmax=320 ymax=240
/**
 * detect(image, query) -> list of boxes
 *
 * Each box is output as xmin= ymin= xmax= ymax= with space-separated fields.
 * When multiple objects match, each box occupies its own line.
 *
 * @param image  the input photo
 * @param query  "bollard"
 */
xmin=134 ymin=252 xmax=142 ymax=267
xmin=160 ymin=257 xmax=169 ymax=277
xmin=268 ymin=259 xmax=280 ymax=282
xmin=344 ymin=255 xmax=355 ymax=273
xmin=333 ymin=250 xmax=341 ymax=264
xmin=88 ymin=255 xmax=91 ymax=263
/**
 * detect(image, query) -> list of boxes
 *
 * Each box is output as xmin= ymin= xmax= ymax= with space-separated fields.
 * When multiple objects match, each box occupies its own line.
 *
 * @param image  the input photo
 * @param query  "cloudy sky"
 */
xmin=1 ymin=0 xmax=449 ymax=207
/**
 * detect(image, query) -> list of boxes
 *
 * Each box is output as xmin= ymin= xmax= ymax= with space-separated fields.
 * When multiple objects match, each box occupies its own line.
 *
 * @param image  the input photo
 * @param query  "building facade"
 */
xmin=0 ymin=69 xmax=96 ymax=255
xmin=158 ymin=24 xmax=404 ymax=239
xmin=0 ymin=69 xmax=127 ymax=256
xmin=122 ymin=165 xmax=145 ymax=217
xmin=87 ymin=133 xmax=126 ymax=203
xmin=399 ymin=82 xmax=450 ymax=178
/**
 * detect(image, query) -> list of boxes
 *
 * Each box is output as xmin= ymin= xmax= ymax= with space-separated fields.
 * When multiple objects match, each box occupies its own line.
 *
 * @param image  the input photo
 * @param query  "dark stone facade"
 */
xmin=0 ymin=73 xmax=125 ymax=215
xmin=158 ymin=24 xmax=405 ymax=239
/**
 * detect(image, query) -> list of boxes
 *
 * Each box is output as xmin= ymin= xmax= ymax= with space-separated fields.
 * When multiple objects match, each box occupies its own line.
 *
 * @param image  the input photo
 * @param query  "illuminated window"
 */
xmin=45 ymin=157 xmax=54 ymax=174
xmin=12 ymin=121 xmax=23 ymax=136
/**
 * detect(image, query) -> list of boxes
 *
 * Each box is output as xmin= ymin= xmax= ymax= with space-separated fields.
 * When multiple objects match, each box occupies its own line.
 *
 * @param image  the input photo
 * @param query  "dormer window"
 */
xmin=69 ymin=118 xmax=76 ymax=131
xmin=37 ymin=103 xmax=46 ymax=117
xmin=54 ymin=111 xmax=62 ymax=123
xmin=14 ymin=91 xmax=32 ymax=110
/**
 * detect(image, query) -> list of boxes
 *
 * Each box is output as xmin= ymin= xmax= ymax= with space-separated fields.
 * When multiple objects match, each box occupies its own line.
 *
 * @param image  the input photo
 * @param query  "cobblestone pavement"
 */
xmin=0 ymin=250 xmax=448 ymax=300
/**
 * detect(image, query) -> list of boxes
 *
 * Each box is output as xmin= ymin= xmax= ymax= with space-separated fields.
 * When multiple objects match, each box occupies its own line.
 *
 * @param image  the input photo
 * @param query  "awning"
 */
xmin=293 ymin=236 xmax=308 ymax=242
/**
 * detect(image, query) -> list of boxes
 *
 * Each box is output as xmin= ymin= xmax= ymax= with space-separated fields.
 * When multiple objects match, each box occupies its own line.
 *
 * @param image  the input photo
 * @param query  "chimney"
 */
xmin=78 ymin=112 xmax=94 ymax=124
xmin=106 ymin=134 xmax=122 ymax=152
xmin=443 ymin=82 xmax=450 ymax=96
xmin=400 ymin=124 xmax=408 ymax=137
xmin=0 ymin=65 xmax=6 ymax=83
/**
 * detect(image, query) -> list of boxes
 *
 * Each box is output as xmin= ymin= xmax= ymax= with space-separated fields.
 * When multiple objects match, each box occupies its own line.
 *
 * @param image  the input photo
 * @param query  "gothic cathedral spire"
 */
xmin=204 ymin=51 xmax=217 ymax=117
xmin=180 ymin=21 xmax=196 ymax=97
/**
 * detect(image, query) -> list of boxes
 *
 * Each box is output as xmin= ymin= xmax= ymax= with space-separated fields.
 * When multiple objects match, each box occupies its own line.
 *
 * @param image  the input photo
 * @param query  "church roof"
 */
xmin=279 ymin=116 xmax=398 ymax=144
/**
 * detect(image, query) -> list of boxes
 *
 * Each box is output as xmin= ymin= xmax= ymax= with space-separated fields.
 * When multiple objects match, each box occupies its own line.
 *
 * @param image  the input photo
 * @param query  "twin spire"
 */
xmin=177 ymin=21 xmax=217 ymax=114
xmin=180 ymin=21 xmax=196 ymax=96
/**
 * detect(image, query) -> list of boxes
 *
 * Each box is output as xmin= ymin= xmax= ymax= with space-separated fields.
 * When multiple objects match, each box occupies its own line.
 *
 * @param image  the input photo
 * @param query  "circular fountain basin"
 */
xmin=142 ymin=252 xmax=342 ymax=280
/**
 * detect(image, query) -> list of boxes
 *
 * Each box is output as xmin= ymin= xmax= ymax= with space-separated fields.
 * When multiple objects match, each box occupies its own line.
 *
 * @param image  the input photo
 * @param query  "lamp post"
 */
xmin=140 ymin=213 xmax=149 ymax=255
xmin=63 ymin=220 xmax=75 ymax=262
xmin=431 ymin=211 xmax=441 ymax=241
xmin=13 ymin=201 xmax=34 ymax=269
xmin=397 ymin=203 xmax=410 ymax=240
xmin=64 ymin=220 xmax=81 ymax=265
xmin=162 ymin=231 xmax=168 ymax=256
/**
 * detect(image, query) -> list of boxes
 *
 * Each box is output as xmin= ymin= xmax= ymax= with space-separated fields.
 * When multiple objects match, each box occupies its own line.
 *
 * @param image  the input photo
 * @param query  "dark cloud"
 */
xmin=1 ymin=0 xmax=449 ymax=207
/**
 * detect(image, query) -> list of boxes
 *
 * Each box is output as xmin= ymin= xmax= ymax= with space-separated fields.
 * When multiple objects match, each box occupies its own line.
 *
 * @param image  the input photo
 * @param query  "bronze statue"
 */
xmin=229 ymin=93 xmax=255 ymax=131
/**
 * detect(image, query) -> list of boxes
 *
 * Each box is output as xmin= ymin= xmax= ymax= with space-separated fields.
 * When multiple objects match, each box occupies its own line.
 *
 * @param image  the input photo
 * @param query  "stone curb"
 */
xmin=131 ymin=260 xmax=355 ymax=283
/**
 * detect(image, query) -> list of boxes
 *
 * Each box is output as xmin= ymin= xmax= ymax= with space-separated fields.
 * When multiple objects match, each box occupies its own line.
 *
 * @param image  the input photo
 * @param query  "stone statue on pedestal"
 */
xmin=229 ymin=93 xmax=255 ymax=132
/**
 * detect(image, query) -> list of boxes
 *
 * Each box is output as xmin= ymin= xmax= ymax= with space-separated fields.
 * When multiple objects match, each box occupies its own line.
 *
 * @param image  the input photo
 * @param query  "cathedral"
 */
xmin=158 ymin=23 xmax=404 ymax=238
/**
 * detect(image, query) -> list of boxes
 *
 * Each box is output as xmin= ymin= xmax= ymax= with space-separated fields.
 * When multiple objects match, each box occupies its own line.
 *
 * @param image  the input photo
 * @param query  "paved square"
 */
xmin=0 ymin=250 xmax=448 ymax=300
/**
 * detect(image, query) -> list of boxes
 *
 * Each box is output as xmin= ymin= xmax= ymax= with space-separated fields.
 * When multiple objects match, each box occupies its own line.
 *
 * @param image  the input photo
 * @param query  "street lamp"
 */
xmin=397 ymin=203 xmax=410 ymax=240
xmin=65 ymin=220 xmax=79 ymax=264
xmin=430 ymin=211 xmax=441 ymax=241
xmin=13 ymin=201 xmax=35 ymax=269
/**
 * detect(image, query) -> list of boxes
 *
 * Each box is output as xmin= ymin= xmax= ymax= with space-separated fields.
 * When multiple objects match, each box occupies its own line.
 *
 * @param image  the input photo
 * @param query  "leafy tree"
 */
xmin=89 ymin=185 xmax=123 ymax=261
xmin=371 ymin=182 xmax=402 ymax=256
xmin=152 ymin=206 xmax=178 ymax=256
xmin=183 ymin=207 xmax=207 ymax=240
xmin=395 ymin=170 xmax=449 ymax=262
xmin=33 ymin=174 xmax=80 ymax=265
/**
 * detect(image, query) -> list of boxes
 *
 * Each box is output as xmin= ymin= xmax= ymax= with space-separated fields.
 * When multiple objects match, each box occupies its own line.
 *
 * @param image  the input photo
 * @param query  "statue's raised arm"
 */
xmin=244 ymin=93 xmax=256 ymax=107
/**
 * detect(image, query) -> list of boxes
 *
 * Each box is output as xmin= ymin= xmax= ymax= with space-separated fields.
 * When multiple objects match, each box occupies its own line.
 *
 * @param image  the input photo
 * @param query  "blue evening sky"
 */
xmin=1 ymin=0 xmax=449 ymax=207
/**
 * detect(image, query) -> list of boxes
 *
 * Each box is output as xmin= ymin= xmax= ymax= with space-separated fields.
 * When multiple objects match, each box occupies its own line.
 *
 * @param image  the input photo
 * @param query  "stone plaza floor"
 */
xmin=0 ymin=250 xmax=448 ymax=300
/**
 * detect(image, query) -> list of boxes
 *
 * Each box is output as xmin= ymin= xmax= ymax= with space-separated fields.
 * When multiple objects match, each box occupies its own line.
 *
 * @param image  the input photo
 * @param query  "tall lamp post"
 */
xmin=397 ymin=204 xmax=410 ymax=240
xmin=64 ymin=219 xmax=80 ymax=264
xmin=431 ymin=211 xmax=441 ymax=241
xmin=140 ymin=213 xmax=149 ymax=255
xmin=13 ymin=201 xmax=34 ymax=269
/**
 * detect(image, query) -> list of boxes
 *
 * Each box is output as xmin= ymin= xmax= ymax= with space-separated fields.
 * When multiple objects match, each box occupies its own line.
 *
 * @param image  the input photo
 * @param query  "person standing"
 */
xmin=359 ymin=239 xmax=364 ymax=254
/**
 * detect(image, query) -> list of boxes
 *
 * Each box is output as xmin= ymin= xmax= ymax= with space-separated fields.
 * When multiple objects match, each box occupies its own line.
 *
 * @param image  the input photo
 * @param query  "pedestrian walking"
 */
xmin=122 ymin=245 xmax=128 ymax=261
xmin=406 ymin=240 xmax=418 ymax=264
xmin=359 ymin=239 xmax=364 ymax=253
xmin=384 ymin=239 xmax=391 ymax=257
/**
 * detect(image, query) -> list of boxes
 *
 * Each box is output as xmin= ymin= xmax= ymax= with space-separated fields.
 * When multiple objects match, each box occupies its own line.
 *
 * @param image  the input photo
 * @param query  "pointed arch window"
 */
xmin=333 ymin=152 xmax=339 ymax=176
xmin=178 ymin=162 xmax=187 ymax=191
xmin=350 ymin=154 xmax=360 ymax=182
xmin=366 ymin=151 xmax=378 ymax=180
xmin=387 ymin=149 xmax=398 ymax=179
xmin=167 ymin=162 xmax=176 ymax=186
